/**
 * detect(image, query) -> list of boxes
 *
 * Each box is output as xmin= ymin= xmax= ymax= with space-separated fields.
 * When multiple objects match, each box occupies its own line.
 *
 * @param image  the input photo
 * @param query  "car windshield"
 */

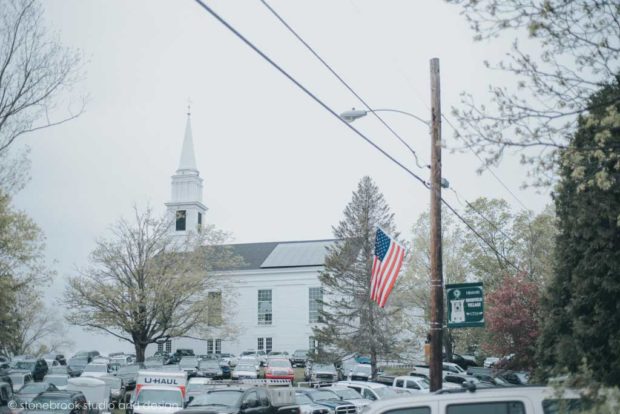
xmin=14 ymin=361 xmax=36 ymax=370
xmin=310 ymin=390 xmax=338 ymax=401
xmin=296 ymin=394 xmax=312 ymax=405
xmin=375 ymin=387 xmax=398 ymax=399
xmin=294 ymin=351 xmax=308 ymax=357
xmin=355 ymin=365 xmax=371 ymax=374
xmin=240 ymin=351 xmax=255 ymax=356
xmin=68 ymin=359 xmax=87 ymax=367
xmin=46 ymin=377 xmax=68 ymax=386
xmin=199 ymin=360 xmax=219 ymax=368
xmin=333 ymin=389 xmax=362 ymax=399
xmin=84 ymin=364 xmax=107 ymax=372
xmin=135 ymin=389 xmax=182 ymax=407
xmin=189 ymin=390 xmax=243 ymax=407
xmin=236 ymin=365 xmax=254 ymax=371
xmin=180 ymin=358 xmax=198 ymax=367
xmin=269 ymin=360 xmax=290 ymax=368
xmin=314 ymin=364 xmax=335 ymax=372
xmin=414 ymin=378 xmax=430 ymax=389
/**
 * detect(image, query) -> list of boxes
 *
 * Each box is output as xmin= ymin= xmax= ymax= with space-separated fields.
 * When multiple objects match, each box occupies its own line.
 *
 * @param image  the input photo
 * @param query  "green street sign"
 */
xmin=446 ymin=282 xmax=484 ymax=328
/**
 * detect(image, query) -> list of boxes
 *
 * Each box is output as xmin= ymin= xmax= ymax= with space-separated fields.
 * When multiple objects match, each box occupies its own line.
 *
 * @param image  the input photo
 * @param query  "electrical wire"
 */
xmin=191 ymin=0 xmax=523 ymax=274
xmin=259 ymin=0 xmax=430 ymax=171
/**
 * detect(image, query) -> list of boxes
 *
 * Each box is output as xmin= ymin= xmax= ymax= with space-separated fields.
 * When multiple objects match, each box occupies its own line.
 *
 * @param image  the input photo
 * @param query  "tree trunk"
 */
xmin=135 ymin=342 xmax=147 ymax=363
xmin=444 ymin=328 xmax=454 ymax=362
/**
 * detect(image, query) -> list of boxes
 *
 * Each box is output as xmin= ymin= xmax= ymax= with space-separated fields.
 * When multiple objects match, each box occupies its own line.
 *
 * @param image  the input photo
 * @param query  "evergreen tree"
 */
xmin=536 ymin=79 xmax=620 ymax=386
xmin=313 ymin=176 xmax=405 ymax=378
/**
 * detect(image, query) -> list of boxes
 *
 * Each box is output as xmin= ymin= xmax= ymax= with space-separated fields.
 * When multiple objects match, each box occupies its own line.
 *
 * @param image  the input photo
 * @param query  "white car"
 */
xmin=356 ymin=386 xmax=583 ymax=414
xmin=232 ymin=362 xmax=258 ymax=379
xmin=81 ymin=363 xmax=110 ymax=378
xmin=484 ymin=357 xmax=500 ymax=368
xmin=330 ymin=386 xmax=370 ymax=410
xmin=334 ymin=381 xmax=400 ymax=401
xmin=237 ymin=356 xmax=260 ymax=373
xmin=392 ymin=376 xmax=431 ymax=394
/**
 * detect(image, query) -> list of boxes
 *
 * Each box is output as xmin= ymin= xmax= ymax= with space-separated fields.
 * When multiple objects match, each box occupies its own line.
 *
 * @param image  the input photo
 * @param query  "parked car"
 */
xmin=355 ymin=385 xmax=585 ymax=414
xmin=43 ymin=374 xmax=69 ymax=391
xmin=334 ymin=381 xmax=400 ymax=401
xmin=266 ymin=351 xmax=289 ymax=360
xmin=185 ymin=378 xmax=214 ymax=404
xmin=98 ymin=375 xmax=124 ymax=405
xmin=295 ymin=391 xmax=330 ymax=414
xmin=12 ymin=359 xmax=48 ymax=381
xmin=133 ymin=385 xmax=184 ymax=414
xmin=72 ymin=351 xmax=99 ymax=362
xmin=80 ymin=363 xmax=109 ymax=378
xmin=305 ymin=363 xmax=338 ymax=383
xmin=7 ymin=372 xmax=33 ymax=391
xmin=13 ymin=382 xmax=59 ymax=406
xmin=445 ymin=353 xmax=479 ymax=370
xmin=115 ymin=364 xmax=141 ymax=392
xmin=67 ymin=357 xmax=89 ymax=377
xmin=237 ymin=356 xmax=260 ymax=373
xmin=290 ymin=350 xmax=309 ymax=368
xmin=329 ymin=386 xmax=370 ymax=410
xmin=263 ymin=359 xmax=294 ymax=381
xmin=195 ymin=359 xmax=223 ymax=379
xmin=27 ymin=390 xmax=88 ymax=414
xmin=343 ymin=364 xmax=372 ymax=381
xmin=239 ymin=350 xmax=267 ymax=366
xmin=219 ymin=353 xmax=237 ymax=367
xmin=179 ymin=357 xmax=200 ymax=377
xmin=231 ymin=363 xmax=258 ymax=380
xmin=295 ymin=388 xmax=357 ymax=414
xmin=391 ymin=376 xmax=430 ymax=393
xmin=0 ymin=382 xmax=14 ymax=414
xmin=183 ymin=386 xmax=245 ymax=413
xmin=49 ymin=365 xmax=70 ymax=375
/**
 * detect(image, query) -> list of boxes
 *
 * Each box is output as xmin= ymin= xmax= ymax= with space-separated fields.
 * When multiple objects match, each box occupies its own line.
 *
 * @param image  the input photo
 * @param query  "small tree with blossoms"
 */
xmin=484 ymin=273 xmax=542 ymax=371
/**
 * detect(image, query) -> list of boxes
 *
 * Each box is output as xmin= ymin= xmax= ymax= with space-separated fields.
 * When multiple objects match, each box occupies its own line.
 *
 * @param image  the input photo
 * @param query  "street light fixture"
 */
xmin=340 ymin=108 xmax=430 ymax=127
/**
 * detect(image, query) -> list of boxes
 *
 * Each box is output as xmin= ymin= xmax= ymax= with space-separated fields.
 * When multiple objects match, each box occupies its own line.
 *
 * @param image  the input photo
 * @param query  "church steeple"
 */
xmin=178 ymin=112 xmax=198 ymax=173
xmin=165 ymin=110 xmax=207 ymax=235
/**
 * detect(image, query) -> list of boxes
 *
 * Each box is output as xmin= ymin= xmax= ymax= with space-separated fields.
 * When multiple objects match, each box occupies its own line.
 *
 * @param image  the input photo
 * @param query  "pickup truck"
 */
xmin=391 ymin=376 xmax=430 ymax=393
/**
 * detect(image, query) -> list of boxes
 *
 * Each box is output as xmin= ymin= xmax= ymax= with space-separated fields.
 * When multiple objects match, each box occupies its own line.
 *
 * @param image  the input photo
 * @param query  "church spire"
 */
xmin=177 ymin=111 xmax=198 ymax=173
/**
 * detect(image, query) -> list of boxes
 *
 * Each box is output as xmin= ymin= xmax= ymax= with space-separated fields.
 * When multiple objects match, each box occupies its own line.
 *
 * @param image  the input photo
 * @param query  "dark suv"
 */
xmin=30 ymin=390 xmax=88 ymax=414
xmin=290 ymin=350 xmax=309 ymax=368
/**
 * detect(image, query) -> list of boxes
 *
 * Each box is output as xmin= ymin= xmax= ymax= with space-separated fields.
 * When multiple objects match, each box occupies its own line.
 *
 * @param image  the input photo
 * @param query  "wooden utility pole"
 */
xmin=429 ymin=57 xmax=444 ymax=392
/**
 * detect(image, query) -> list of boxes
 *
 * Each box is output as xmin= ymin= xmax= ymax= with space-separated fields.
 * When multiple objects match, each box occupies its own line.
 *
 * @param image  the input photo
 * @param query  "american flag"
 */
xmin=370 ymin=228 xmax=405 ymax=308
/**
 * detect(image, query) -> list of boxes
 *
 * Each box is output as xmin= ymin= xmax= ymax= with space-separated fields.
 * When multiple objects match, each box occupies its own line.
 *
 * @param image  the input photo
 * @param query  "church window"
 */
xmin=258 ymin=289 xmax=272 ymax=325
xmin=207 ymin=291 xmax=222 ymax=326
xmin=176 ymin=210 xmax=186 ymax=231
xmin=309 ymin=287 xmax=323 ymax=323
xmin=197 ymin=212 xmax=202 ymax=232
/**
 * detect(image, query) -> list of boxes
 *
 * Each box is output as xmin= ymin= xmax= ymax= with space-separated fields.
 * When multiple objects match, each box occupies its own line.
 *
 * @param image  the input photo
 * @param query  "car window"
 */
xmin=362 ymin=389 xmax=377 ymax=400
xmin=385 ymin=408 xmax=431 ymax=414
xmin=542 ymin=399 xmax=589 ymax=414
xmin=243 ymin=391 xmax=259 ymax=407
xmin=395 ymin=380 xmax=404 ymax=387
xmin=406 ymin=381 xmax=420 ymax=390
xmin=447 ymin=402 xmax=526 ymax=414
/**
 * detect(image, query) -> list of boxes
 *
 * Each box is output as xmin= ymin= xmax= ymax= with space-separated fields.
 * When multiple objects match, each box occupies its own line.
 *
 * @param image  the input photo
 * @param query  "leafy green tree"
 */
xmin=0 ymin=192 xmax=53 ymax=356
xmin=313 ymin=176 xmax=406 ymax=377
xmin=447 ymin=0 xmax=620 ymax=187
xmin=65 ymin=207 xmax=240 ymax=362
xmin=536 ymin=79 xmax=620 ymax=386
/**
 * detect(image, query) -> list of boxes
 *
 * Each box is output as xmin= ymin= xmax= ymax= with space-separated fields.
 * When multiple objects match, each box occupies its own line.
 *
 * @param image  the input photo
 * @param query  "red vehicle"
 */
xmin=264 ymin=358 xmax=294 ymax=381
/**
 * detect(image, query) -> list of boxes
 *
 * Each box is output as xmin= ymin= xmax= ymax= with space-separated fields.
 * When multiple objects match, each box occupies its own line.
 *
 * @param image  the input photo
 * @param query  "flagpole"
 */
xmin=429 ymin=57 xmax=444 ymax=392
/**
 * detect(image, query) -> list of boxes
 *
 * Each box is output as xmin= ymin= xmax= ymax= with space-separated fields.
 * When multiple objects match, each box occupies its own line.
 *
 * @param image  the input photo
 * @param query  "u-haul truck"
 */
xmin=132 ymin=370 xmax=188 ymax=414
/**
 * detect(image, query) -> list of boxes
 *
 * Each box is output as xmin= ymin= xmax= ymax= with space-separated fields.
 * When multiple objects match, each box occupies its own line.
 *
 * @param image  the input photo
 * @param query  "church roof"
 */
xmin=213 ymin=239 xmax=336 ymax=271
xmin=178 ymin=115 xmax=198 ymax=172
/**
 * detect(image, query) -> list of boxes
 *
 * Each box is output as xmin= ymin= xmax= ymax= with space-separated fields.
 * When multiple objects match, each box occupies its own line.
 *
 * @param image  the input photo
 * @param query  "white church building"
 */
xmin=150 ymin=114 xmax=333 ymax=356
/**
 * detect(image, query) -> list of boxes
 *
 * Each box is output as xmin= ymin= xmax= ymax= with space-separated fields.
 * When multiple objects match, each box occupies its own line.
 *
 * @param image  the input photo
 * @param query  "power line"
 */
xmin=191 ymin=0 xmax=523 ymax=274
xmin=258 ymin=0 xmax=430 ymax=171
xmin=441 ymin=114 xmax=531 ymax=212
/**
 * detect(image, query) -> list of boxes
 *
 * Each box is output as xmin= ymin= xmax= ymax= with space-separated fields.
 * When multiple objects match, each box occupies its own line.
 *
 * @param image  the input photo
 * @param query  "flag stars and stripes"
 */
xmin=370 ymin=228 xmax=405 ymax=308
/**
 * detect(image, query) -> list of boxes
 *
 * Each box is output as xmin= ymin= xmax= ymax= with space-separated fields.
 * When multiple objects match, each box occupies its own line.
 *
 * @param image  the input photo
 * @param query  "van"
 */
xmin=359 ymin=386 xmax=584 ymax=414
xmin=136 ymin=370 xmax=187 ymax=396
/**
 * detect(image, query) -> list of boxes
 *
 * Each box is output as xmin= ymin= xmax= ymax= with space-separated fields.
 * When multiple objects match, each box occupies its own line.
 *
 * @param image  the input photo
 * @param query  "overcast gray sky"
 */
xmin=13 ymin=0 xmax=548 ymax=354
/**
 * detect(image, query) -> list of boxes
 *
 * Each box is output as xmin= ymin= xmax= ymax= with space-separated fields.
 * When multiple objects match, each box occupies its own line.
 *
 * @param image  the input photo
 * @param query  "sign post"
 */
xmin=446 ymin=282 xmax=484 ymax=328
